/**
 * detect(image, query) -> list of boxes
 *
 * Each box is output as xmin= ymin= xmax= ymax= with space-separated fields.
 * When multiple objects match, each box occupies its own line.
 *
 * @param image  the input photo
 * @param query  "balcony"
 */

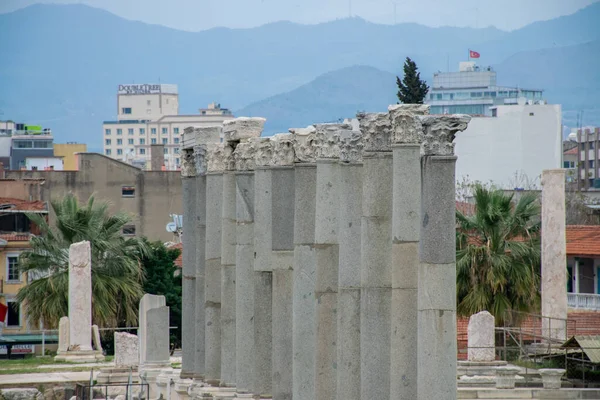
xmin=568 ymin=293 xmax=600 ymax=310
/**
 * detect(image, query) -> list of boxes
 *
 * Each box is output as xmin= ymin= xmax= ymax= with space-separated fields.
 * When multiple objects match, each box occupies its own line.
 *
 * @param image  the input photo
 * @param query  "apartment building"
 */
xmin=574 ymin=126 xmax=600 ymax=190
xmin=102 ymin=84 xmax=234 ymax=170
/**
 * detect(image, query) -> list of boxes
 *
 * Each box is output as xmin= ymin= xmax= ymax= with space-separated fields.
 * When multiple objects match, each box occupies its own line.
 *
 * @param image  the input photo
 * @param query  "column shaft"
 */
xmin=220 ymin=172 xmax=237 ymax=387
xmin=181 ymin=176 xmax=197 ymax=378
xmin=205 ymin=173 xmax=223 ymax=385
xmin=292 ymin=164 xmax=317 ymax=400
xmin=337 ymin=162 xmax=362 ymax=400
xmin=271 ymin=167 xmax=295 ymax=400
xmin=418 ymin=156 xmax=458 ymax=400
xmin=235 ymin=172 xmax=255 ymax=394
xmin=315 ymin=160 xmax=339 ymax=400
xmin=391 ymin=144 xmax=421 ymax=399
xmin=360 ymin=153 xmax=392 ymax=400
xmin=194 ymin=174 xmax=207 ymax=380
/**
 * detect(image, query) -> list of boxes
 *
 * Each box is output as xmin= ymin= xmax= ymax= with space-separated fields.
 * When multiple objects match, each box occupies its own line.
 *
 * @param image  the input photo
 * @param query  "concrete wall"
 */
xmin=25 ymin=157 xmax=64 ymax=171
xmin=117 ymin=93 xmax=179 ymax=120
xmin=5 ymin=153 xmax=182 ymax=242
xmin=455 ymin=104 xmax=562 ymax=190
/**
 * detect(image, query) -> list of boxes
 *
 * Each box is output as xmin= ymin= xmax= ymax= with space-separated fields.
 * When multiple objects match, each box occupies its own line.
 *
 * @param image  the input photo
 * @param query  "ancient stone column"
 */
xmin=468 ymin=311 xmax=496 ymax=362
xmin=181 ymin=148 xmax=197 ymax=379
xmin=541 ymin=169 xmax=567 ymax=341
xmin=194 ymin=144 xmax=207 ymax=382
xmin=357 ymin=113 xmax=392 ymax=400
xmin=388 ymin=104 xmax=428 ymax=400
xmin=290 ymin=127 xmax=318 ymax=400
xmin=205 ymin=145 xmax=224 ymax=386
xmin=418 ymin=114 xmax=470 ymax=400
xmin=270 ymin=134 xmax=296 ymax=400
xmin=228 ymin=117 xmax=265 ymax=395
xmin=253 ymin=137 xmax=274 ymax=398
xmin=336 ymin=131 xmax=363 ymax=400
xmin=68 ymin=240 xmax=93 ymax=351
xmin=314 ymin=123 xmax=346 ymax=400
xmin=219 ymin=142 xmax=237 ymax=387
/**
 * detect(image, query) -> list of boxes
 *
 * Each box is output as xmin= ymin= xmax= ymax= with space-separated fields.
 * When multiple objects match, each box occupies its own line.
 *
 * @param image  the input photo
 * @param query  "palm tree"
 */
xmin=456 ymin=186 xmax=541 ymax=325
xmin=17 ymin=193 xmax=148 ymax=329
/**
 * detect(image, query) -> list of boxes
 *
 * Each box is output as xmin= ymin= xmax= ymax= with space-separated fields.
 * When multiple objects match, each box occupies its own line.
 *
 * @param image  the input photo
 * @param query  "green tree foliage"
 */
xmin=17 ymin=194 xmax=148 ymax=329
xmin=396 ymin=57 xmax=429 ymax=104
xmin=140 ymin=239 xmax=182 ymax=349
xmin=456 ymin=186 xmax=541 ymax=324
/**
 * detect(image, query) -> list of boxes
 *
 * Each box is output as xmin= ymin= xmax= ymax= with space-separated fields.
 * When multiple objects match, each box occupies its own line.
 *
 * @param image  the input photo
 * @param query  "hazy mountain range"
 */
xmin=0 ymin=3 xmax=599 ymax=147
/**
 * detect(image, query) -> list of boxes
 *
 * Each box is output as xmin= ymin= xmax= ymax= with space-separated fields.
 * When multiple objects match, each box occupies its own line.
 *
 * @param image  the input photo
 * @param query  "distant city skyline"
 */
xmin=1 ymin=0 xmax=598 ymax=32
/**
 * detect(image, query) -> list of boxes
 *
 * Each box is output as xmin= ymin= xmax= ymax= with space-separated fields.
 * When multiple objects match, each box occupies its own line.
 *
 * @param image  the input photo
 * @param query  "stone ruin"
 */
xmin=177 ymin=104 xmax=471 ymax=400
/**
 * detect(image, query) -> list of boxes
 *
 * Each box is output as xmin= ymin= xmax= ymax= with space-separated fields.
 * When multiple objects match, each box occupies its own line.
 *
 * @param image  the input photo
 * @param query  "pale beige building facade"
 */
xmin=103 ymin=84 xmax=234 ymax=170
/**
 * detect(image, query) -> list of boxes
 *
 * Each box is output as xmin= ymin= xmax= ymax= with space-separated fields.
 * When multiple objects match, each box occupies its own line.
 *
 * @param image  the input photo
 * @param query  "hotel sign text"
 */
xmin=118 ymin=84 xmax=161 ymax=95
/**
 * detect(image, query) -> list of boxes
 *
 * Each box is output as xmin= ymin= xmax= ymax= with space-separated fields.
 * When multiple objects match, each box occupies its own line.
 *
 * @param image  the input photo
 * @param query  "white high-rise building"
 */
xmin=103 ymin=84 xmax=234 ymax=170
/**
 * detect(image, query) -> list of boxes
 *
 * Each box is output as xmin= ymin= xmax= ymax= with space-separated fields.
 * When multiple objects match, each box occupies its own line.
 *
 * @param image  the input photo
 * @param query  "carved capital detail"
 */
xmin=207 ymin=143 xmax=226 ymax=173
xmin=357 ymin=112 xmax=392 ymax=152
xmin=233 ymin=139 xmax=257 ymax=171
xmin=291 ymin=126 xmax=317 ymax=163
xmin=254 ymin=138 xmax=274 ymax=167
xmin=314 ymin=123 xmax=352 ymax=159
xmin=193 ymin=145 xmax=208 ymax=176
xmin=181 ymin=148 xmax=196 ymax=177
xmin=339 ymin=131 xmax=364 ymax=163
xmin=271 ymin=133 xmax=295 ymax=166
xmin=420 ymin=115 xmax=471 ymax=156
xmin=388 ymin=104 xmax=429 ymax=144
xmin=223 ymin=117 xmax=266 ymax=143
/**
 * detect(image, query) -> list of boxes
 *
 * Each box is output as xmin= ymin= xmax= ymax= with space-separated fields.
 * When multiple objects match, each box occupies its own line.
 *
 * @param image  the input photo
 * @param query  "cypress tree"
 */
xmin=396 ymin=57 xmax=429 ymax=104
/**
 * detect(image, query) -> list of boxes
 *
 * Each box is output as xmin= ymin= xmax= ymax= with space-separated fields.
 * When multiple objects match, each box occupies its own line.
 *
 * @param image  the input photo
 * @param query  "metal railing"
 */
xmin=568 ymin=293 xmax=600 ymax=310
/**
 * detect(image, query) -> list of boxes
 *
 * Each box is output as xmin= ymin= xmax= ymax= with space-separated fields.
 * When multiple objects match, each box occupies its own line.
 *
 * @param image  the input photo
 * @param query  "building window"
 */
xmin=117 ymin=129 xmax=122 ymax=135
xmin=117 ymin=139 xmax=122 ymax=145
xmin=122 ymin=186 xmax=135 ymax=197
xmin=122 ymin=107 xmax=132 ymax=114
xmin=105 ymin=139 xmax=111 ymax=145
xmin=128 ymin=139 xmax=134 ymax=145
xmin=128 ymin=128 xmax=134 ymax=135
xmin=162 ymin=138 xmax=168 ymax=145
xmin=140 ymin=138 xmax=146 ymax=145
xmin=590 ymin=160 xmax=595 ymax=169
xmin=162 ymin=128 xmax=168 ymax=135
xmin=105 ymin=129 xmax=111 ymax=135
xmin=151 ymin=138 xmax=157 ymax=144
xmin=6 ymin=300 xmax=20 ymax=327
xmin=174 ymin=138 xmax=179 ymax=144
xmin=122 ymin=225 xmax=136 ymax=236
xmin=590 ymin=142 xmax=596 ymax=150
xmin=174 ymin=148 xmax=180 ymax=154
xmin=151 ymin=128 xmax=157 ymax=135
xmin=176 ymin=158 xmax=180 ymax=165
xmin=163 ymin=148 xmax=169 ymax=154
xmin=117 ymin=149 xmax=123 ymax=155
xmin=140 ymin=128 xmax=145 ymax=135
xmin=140 ymin=148 xmax=146 ymax=155
xmin=174 ymin=128 xmax=179 ymax=134
xmin=106 ymin=149 xmax=112 ymax=155
xmin=6 ymin=254 xmax=20 ymax=282
xmin=564 ymin=161 xmax=575 ymax=168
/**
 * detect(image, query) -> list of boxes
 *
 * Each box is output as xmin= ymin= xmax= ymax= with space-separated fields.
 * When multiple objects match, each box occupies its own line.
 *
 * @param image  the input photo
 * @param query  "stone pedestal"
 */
xmin=495 ymin=367 xmax=521 ymax=389
xmin=539 ymin=368 xmax=565 ymax=390
xmin=468 ymin=311 xmax=496 ymax=362
xmin=205 ymin=172 xmax=223 ymax=386
xmin=181 ymin=163 xmax=197 ymax=378
xmin=174 ymin=378 xmax=194 ymax=400
xmin=291 ymin=162 xmax=317 ymax=400
xmin=541 ymin=170 xmax=567 ymax=341
xmin=221 ymin=169 xmax=237 ymax=387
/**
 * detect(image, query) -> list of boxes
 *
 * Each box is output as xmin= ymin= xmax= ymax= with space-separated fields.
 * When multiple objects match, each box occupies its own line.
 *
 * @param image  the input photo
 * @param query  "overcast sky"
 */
xmin=1 ymin=0 xmax=598 ymax=31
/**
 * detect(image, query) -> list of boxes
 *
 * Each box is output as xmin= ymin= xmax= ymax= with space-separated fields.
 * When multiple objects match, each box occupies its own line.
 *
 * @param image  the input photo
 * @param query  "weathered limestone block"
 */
xmin=114 ymin=332 xmax=139 ymax=367
xmin=0 ymin=389 xmax=43 ymax=400
xmin=539 ymin=369 xmax=565 ymax=389
xmin=57 ymin=316 xmax=69 ymax=354
xmin=314 ymin=123 xmax=352 ymax=159
xmin=339 ymin=130 xmax=363 ymax=163
xmin=271 ymin=133 xmax=295 ymax=166
xmin=254 ymin=137 xmax=273 ymax=167
xmin=181 ymin=148 xmax=196 ymax=177
xmin=138 ymin=294 xmax=167 ymax=366
xmin=357 ymin=112 xmax=392 ymax=152
xmin=420 ymin=114 xmax=471 ymax=156
xmin=194 ymin=145 xmax=208 ymax=176
xmin=290 ymin=126 xmax=317 ymax=163
xmin=68 ymin=241 xmax=93 ymax=352
xmin=206 ymin=143 xmax=226 ymax=173
xmin=145 ymin=306 xmax=170 ymax=366
xmin=193 ymin=125 xmax=223 ymax=145
xmin=495 ymin=367 xmax=521 ymax=389
xmin=388 ymin=104 xmax=429 ymax=144
xmin=223 ymin=117 xmax=265 ymax=142
xmin=233 ymin=140 xmax=258 ymax=171
xmin=468 ymin=311 xmax=496 ymax=362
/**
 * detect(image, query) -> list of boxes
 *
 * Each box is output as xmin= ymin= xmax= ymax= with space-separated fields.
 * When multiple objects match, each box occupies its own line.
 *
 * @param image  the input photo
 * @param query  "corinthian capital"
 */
xmin=357 ymin=112 xmax=392 ymax=152
xmin=223 ymin=117 xmax=266 ymax=143
xmin=314 ymin=123 xmax=352 ymax=159
xmin=207 ymin=143 xmax=226 ymax=173
xmin=420 ymin=115 xmax=471 ymax=156
xmin=291 ymin=126 xmax=317 ymax=163
xmin=194 ymin=144 xmax=208 ymax=175
xmin=254 ymin=137 xmax=273 ymax=167
xmin=339 ymin=130 xmax=363 ymax=163
xmin=233 ymin=139 xmax=258 ymax=171
xmin=271 ymin=133 xmax=295 ymax=166
xmin=181 ymin=148 xmax=196 ymax=177
xmin=388 ymin=104 xmax=429 ymax=144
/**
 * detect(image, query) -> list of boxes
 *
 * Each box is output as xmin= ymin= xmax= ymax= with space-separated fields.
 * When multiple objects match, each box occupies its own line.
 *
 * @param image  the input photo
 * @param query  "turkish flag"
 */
xmin=469 ymin=50 xmax=480 ymax=59
xmin=0 ymin=302 xmax=7 ymax=323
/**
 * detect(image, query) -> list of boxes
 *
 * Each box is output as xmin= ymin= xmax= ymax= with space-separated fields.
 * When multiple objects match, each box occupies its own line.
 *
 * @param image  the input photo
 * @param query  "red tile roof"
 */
xmin=0 ymin=198 xmax=47 ymax=212
xmin=567 ymin=225 xmax=600 ymax=257
xmin=564 ymin=147 xmax=579 ymax=155
xmin=169 ymin=243 xmax=183 ymax=268
xmin=0 ymin=233 xmax=32 ymax=242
